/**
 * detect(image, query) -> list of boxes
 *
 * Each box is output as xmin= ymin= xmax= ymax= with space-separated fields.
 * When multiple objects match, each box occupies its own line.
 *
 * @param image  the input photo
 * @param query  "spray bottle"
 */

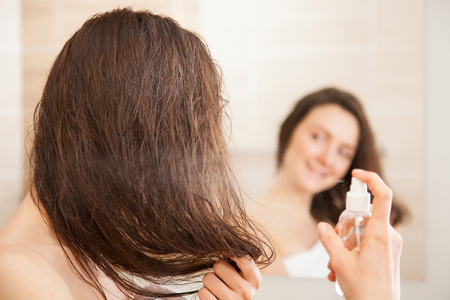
xmin=335 ymin=177 xmax=371 ymax=296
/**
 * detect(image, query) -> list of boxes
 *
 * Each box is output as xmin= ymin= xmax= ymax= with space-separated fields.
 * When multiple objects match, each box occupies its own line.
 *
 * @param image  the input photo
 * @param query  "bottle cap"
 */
xmin=346 ymin=177 xmax=371 ymax=212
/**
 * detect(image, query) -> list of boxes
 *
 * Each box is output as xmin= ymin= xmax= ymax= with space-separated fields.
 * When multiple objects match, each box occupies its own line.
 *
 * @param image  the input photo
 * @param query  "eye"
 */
xmin=338 ymin=148 xmax=352 ymax=159
xmin=313 ymin=133 xmax=324 ymax=142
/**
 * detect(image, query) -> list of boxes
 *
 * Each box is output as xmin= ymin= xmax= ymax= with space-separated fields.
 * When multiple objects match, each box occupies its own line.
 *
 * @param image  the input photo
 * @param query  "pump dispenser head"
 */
xmin=346 ymin=177 xmax=371 ymax=212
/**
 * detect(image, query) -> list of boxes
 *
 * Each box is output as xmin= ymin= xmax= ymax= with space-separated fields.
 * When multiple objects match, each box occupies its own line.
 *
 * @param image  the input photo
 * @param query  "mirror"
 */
xmin=198 ymin=0 xmax=424 ymax=281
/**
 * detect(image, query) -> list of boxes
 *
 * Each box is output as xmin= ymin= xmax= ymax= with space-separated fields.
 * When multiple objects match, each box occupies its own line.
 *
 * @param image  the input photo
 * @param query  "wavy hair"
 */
xmin=31 ymin=8 xmax=273 ymax=299
xmin=277 ymin=87 xmax=409 ymax=226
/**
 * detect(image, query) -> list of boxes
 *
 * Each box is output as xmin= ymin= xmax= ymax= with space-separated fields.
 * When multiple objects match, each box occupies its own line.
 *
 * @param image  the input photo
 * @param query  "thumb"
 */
xmin=317 ymin=222 xmax=347 ymax=260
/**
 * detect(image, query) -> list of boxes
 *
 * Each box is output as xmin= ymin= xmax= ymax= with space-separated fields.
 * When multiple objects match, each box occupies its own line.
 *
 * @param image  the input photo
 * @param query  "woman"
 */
xmin=256 ymin=87 xmax=409 ymax=277
xmin=0 ymin=9 xmax=402 ymax=300
xmin=0 ymin=8 xmax=272 ymax=299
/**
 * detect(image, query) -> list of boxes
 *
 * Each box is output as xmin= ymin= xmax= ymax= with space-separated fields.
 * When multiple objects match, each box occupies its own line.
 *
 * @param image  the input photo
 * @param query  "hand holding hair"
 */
xmin=199 ymin=256 xmax=262 ymax=300
xmin=318 ymin=169 xmax=402 ymax=300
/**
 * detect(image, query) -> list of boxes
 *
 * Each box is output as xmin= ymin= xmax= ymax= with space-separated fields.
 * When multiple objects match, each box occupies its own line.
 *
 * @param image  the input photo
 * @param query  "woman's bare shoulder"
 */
xmin=0 ymin=243 xmax=75 ymax=300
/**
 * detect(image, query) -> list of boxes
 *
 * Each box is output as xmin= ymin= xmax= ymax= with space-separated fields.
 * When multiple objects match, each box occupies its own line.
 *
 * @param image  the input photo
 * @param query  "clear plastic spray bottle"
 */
xmin=335 ymin=177 xmax=371 ymax=296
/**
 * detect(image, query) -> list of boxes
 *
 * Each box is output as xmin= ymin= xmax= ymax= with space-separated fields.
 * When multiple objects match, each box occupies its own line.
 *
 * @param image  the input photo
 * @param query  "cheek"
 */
xmin=295 ymin=137 xmax=321 ymax=157
xmin=334 ymin=159 xmax=352 ymax=178
xmin=282 ymin=141 xmax=312 ymax=173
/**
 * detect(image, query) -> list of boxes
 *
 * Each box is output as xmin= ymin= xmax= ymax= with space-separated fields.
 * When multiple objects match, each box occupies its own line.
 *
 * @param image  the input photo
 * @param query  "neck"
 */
xmin=262 ymin=171 xmax=316 ymax=221
xmin=6 ymin=193 xmax=59 ymax=247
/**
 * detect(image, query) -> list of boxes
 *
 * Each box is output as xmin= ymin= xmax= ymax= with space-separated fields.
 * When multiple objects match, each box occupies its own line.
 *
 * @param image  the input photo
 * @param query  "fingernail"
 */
xmin=318 ymin=222 xmax=328 ymax=236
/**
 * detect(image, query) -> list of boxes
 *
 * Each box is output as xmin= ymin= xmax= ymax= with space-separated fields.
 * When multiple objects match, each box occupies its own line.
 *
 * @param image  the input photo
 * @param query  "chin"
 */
xmin=308 ymin=180 xmax=339 ymax=195
xmin=300 ymin=180 xmax=331 ymax=195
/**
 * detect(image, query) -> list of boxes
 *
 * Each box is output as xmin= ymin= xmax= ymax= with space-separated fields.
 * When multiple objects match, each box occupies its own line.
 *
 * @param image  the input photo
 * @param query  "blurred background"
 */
xmin=0 ymin=0 xmax=423 ymax=281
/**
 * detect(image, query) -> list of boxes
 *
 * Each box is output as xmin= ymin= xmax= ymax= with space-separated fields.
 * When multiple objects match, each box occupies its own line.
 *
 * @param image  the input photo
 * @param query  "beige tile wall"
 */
xmin=3 ymin=0 xmax=423 ymax=282
xmin=199 ymin=0 xmax=424 ymax=280
xmin=0 ymin=0 xmax=22 ymax=229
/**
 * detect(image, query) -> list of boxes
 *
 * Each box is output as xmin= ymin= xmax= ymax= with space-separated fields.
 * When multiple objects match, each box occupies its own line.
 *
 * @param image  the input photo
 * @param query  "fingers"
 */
xmin=317 ymin=222 xmax=347 ymax=262
xmin=327 ymin=261 xmax=334 ymax=272
xmin=351 ymin=169 xmax=393 ymax=223
xmin=201 ymin=258 xmax=261 ymax=300
xmin=328 ymin=271 xmax=336 ymax=282
xmin=327 ymin=261 xmax=336 ymax=282
xmin=232 ymin=256 xmax=262 ymax=289
xmin=212 ymin=260 xmax=244 ymax=291
xmin=198 ymin=286 xmax=217 ymax=300
xmin=202 ymin=271 xmax=230 ymax=300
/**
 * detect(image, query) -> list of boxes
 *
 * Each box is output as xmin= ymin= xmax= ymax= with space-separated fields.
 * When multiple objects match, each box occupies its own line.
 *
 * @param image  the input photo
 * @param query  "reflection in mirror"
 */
xmin=248 ymin=87 xmax=410 ymax=278
xmin=199 ymin=1 xmax=424 ymax=281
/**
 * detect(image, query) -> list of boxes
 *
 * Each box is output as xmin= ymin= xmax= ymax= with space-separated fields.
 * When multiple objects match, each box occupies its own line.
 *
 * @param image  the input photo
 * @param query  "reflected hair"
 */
xmin=277 ymin=87 xmax=409 ymax=226
xmin=31 ymin=8 xmax=273 ymax=299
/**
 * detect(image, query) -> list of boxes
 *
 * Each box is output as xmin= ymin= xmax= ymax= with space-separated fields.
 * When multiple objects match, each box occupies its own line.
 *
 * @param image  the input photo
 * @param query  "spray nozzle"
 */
xmin=346 ymin=176 xmax=371 ymax=212
xmin=349 ymin=177 xmax=367 ymax=192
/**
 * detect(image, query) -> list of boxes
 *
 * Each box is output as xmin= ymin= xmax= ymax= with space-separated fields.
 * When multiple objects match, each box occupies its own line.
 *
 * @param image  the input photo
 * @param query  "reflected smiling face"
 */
xmin=280 ymin=104 xmax=360 ymax=195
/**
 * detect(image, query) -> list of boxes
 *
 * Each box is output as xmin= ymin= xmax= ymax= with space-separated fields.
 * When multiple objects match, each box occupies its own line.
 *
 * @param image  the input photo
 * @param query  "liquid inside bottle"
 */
xmin=339 ymin=211 xmax=371 ymax=249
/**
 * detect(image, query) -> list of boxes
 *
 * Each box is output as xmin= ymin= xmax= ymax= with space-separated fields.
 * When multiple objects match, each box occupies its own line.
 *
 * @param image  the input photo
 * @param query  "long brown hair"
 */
xmin=277 ymin=87 xmax=409 ymax=226
xmin=31 ymin=8 xmax=273 ymax=299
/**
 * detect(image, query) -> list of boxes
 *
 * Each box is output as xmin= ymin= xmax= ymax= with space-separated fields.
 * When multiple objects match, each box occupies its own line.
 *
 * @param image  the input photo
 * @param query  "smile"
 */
xmin=306 ymin=162 xmax=329 ymax=179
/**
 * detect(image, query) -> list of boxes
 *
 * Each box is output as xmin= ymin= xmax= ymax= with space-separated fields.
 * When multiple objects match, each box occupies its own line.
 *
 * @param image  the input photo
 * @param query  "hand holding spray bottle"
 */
xmin=335 ymin=177 xmax=371 ymax=296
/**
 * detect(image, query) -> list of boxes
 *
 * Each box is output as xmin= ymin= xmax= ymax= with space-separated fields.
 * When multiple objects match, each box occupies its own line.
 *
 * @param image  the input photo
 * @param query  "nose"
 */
xmin=317 ymin=145 xmax=335 ymax=167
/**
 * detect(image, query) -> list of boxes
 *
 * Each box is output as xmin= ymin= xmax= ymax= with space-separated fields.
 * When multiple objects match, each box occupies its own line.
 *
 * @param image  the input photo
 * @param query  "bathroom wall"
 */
xmin=0 ymin=0 xmax=22 ymax=229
